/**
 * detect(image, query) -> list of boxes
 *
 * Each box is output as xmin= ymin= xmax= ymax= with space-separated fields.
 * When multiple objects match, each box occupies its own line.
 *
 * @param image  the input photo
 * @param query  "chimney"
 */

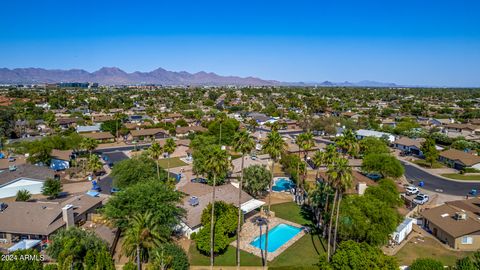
xmin=357 ymin=183 xmax=368 ymax=195
xmin=62 ymin=204 xmax=75 ymax=228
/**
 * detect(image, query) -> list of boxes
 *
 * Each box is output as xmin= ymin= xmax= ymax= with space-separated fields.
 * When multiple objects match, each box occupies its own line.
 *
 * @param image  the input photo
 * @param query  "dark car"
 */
xmin=364 ymin=173 xmax=382 ymax=181
xmin=191 ymin=178 xmax=208 ymax=184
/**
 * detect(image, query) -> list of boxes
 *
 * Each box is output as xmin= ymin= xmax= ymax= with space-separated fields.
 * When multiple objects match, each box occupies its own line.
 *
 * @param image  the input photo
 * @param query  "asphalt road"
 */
xmin=403 ymin=162 xmax=479 ymax=196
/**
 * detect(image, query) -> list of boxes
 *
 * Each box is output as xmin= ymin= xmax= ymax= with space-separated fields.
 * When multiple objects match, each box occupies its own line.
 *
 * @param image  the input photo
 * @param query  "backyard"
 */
xmin=188 ymin=202 xmax=325 ymax=269
xmin=156 ymin=157 xmax=188 ymax=169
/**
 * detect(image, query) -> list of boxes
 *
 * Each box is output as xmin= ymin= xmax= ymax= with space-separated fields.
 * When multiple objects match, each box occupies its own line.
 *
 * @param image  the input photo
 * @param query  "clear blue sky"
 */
xmin=1 ymin=0 xmax=479 ymax=86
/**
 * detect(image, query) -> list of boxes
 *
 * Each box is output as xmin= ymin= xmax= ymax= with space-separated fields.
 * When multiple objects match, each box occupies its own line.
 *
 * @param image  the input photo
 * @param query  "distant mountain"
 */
xmin=0 ymin=67 xmax=399 ymax=87
xmin=0 ymin=67 xmax=280 ymax=86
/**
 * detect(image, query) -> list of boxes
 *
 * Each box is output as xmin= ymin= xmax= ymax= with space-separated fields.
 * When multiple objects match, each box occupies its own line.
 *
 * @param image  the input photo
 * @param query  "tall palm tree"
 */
xmin=261 ymin=130 xmax=286 ymax=266
xmin=326 ymin=157 xmax=352 ymax=260
xmin=232 ymin=130 xmax=255 ymax=269
xmin=80 ymin=137 xmax=98 ymax=158
xmin=297 ymin=131 xmax=314 ymax=203
xmin=123 ymin=212 xmax=164 ymax=270
xmin=202 ymin=146 xmax=231 ymax=269
xmin=336 ymin=129 xmax=359 ymax=158
xmin=147 ymin=142 xmax=163 ymax=180
xmin=87 ymin=154 xmax=103 ymax=175
xmin=312 ymin=150 xmax=325 ymax=180
xmin=163 ymin=138 xmax=177 ymax=182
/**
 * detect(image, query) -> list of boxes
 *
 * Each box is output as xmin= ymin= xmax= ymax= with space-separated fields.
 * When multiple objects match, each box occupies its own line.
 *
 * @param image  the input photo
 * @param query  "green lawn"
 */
xmin=189 ymin=202 xmax=324 ymax=269
xmin=441 ymin=173 xmax=480 ymax=181
xmin=395 ymin=237 xmax=472 ymax=266
xmin=271 ymin=202 xmax=311 ymax=226
xmin=413 ymin=159 xmax=445 ymax=169
xmin=156 ymin=157 xmax=187 ymax=169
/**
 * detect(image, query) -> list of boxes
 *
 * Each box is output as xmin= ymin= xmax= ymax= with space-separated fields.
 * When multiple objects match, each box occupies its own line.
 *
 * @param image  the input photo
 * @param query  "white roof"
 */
xmin=356 ymin=129 xmax=393 ymax=138
xmin=8 ymin=239 xmax=41 ymax=252
xmin=241 ymin=199 xmax=265 ymax=214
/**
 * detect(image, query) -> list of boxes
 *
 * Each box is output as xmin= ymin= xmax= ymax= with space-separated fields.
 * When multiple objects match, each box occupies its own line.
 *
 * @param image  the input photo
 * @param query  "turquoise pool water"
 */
xmin=250 ymin=223 xmax=302 ymax=252
xmin=272 ymin=178 xmax=294 ymax=192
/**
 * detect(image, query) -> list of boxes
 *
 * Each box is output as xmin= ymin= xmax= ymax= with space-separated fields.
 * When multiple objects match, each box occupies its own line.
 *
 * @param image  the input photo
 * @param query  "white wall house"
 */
xmin=356 ymin=129 xmax=395 ymax=143
xmin=0 ymin=178 xmax=44 ymax=199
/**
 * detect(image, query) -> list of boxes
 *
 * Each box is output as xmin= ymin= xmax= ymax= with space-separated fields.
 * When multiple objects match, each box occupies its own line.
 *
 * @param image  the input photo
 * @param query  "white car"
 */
xmin=406 ymin=186 xmax=419 ymax=195
xmin=413 ymin=193 xmax=429 ymax=205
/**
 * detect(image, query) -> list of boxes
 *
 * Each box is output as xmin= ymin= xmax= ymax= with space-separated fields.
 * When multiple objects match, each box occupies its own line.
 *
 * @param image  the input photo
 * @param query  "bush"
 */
xmin=122 ymin=262 xmax=137 ymax=270
xmin=41 ymin=178 xmax=63 ymax=199
xmin=409 ymin=258 xmax=443 ymax=270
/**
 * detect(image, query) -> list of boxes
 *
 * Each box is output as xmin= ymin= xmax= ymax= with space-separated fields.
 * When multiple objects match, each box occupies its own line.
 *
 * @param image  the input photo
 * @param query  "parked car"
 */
xmin=191 ymin=177 xmax=208 ymax=184
xmin=8 ymin=156 xmax=16 ymax=162
xmin=365 ymin=173 xmax=382 ymax=181
xmin=406 ymin=186 xmax=420 ymax=195
xmin=413 ymin=193 xmax=429 ymax=205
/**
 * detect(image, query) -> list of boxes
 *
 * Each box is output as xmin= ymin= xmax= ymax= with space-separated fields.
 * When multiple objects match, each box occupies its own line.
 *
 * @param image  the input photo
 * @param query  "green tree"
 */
xmin=15 ymin=189 xmax=31 ymax=201
xmin=321 ymin=240 xmax=398 ymax=270
xmin=123 ymin=212 xmax=164 ymax=270
xmin=364 ymin=179 xmax=402 ymax=208
xmin=362 ymin=153 xmax=404 ymax=178
xmin=261 ymin=130 xmax=286 ymax=265
xmin=80 ymin=137 xmax=98 ymax=158
xmin=163 ymin=138 xmax=177 ymax=181
xmin=102 ymin=179 xmax=184 ymax=231
xmin=336 ymin=129 xmax=359 ymax=158
xmin=42 ymin=178 xmax=62 ymax=199
xmin=147 ymin=142 xmax=163 ymax=180
xmin=455 ymin=257 xmax=476 ymax=270
xmin=409 ymin=258 xmax=443 ymax=270
xmin=148 ymin=243 xmax=189 ymax=270
xmin=0 ymin=249 xmax=44 ymax=270
xmin=327 ymin=157 xmax=352 ymax=258
xmin=196 ymin=201 xmax=238 ymax=255
xmin=243 ymin=165 xmax=272 ymax=198
xmin=359 ymin=137 xmax=390 ymax=156
xmin=421 ymin=137 xmax=439 ymax=168
xmin=111 ymin=154 xmax=163 ymax=188
xmin=232 ymin=129 xmax=255 ymax=268
xmin=87 ymin=154 xmax=103 ymax=175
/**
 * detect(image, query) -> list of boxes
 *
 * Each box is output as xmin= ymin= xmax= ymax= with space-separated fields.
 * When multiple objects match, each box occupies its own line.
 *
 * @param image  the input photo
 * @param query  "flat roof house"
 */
xmin=0 ymin=194 xmax=103 ymax=244
xmin=421 ymin=198 xmax=480 ymax=250
xmin=0 ymin=164 xmax=55 ymax=199
xmin=438 ymin=149 xmax=480 ymax=170
xmin=355 ymin=129 xmax=395 ymax=143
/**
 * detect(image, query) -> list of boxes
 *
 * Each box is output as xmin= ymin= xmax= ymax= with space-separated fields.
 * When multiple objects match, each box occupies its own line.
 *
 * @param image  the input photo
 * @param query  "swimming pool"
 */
xmin=250 ymin=223 xmax=302 ymax=252
xmin=272 ymin=177 xmax=294 ymax=192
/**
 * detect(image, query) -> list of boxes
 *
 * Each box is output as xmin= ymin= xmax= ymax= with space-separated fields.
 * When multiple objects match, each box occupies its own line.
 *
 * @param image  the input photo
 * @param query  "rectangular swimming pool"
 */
xmin=250 ymin=223 xmax=302 ymax=252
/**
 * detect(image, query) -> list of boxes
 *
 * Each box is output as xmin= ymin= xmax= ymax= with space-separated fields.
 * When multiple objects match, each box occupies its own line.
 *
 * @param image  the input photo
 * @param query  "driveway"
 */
xmin=403 ymin=162 xmax=479 ymax=196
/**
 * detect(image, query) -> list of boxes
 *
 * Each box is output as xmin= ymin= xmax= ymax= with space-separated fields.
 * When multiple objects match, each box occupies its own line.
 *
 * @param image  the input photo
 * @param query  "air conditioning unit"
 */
xmin=189 ymin=196 xmax=199 ymax=207
xmin=455 ymin=212 xmax=467 ymax=220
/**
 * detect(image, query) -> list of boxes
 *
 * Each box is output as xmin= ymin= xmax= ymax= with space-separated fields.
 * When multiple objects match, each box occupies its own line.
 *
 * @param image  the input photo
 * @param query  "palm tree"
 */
xmin=80 ymin=137 xmax=98 ymax=158
xmin=261 ymin=130 xmax=286 ymax=266
xmin=149 ymin=246 xmax=173 ymax=270
xmin=87 ymin=154 xmax=103 ymax=175
xmin=336 ymin=129 xmax=359 ymax=158
xmin=147 ymin=142 xmax=163 ymax=180
xmin=312 ymin=150 xmax=325 ymax=180
xmin=123 ymin=212 xmax=165 ymax=270
xmin=163 ymin=138 xmax=176 ymax=182
xmin=232 ymin=130 xmax=255 ymax=269
xmin=326 ymin=157 xmax=352 ymax=260
xmin=16 ymin=189 xmax=32 ymax=201
xmin=202 ymin=146 xmax=231 ymax=268
xmin=297 ymin=131 xmax=314 ymax=203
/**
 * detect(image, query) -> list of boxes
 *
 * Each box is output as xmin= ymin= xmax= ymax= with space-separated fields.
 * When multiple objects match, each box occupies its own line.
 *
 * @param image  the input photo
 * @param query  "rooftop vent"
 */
xmin=0 ymin=202 xmax=7 ymax=212
xmin=455 ymin=212 xmax=467 ymax=220
xmin=189 ymin=196 xmax=199 ymax=207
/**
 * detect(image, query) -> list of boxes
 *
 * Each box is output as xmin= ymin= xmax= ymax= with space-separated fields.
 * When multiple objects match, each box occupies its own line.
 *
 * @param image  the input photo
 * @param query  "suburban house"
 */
xmin=56 ymin=117 xmax=81 ymax=129
xmin=50 ymin=149 xmax=73 ymax=171
xmin=81 ymin=132 xmax=115 ymax=143
xmin=317 ymin=170 xmax=377 ymax=195
xmin=0 ymin=195 xmax=103 ymax=244
xmin=127 ymin=128 xmax=169 ymax=141
xmin=355 ymin=129 xmax=395 ymax=143
xmin=175 ymin=126 xmax=207 ymax=137
xmin=443 ymin=123 xmax=479 ymax=137
xmin=393 ymin=137 xmax=425 ymax=156
xmin=91 ymin=115 xmax=114 ymax=123
xmin=230 ymin=154 xmax=270 ymax=178
xmin=438 ymin=149 xmax=480 ymax=170
xmin=76 ymin=123 xmax=102 ymax=133
xmin=177 ymin=182 xmax=264 ymax=238
xmin=0 ymin=164 xmax=56 ymax=199
xmin=421 ymin=198 xmax=480 ymax=250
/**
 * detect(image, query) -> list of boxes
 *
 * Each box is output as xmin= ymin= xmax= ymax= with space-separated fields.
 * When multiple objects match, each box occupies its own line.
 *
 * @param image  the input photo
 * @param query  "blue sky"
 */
xmin=1 ymin=0 xmax=479 ymax=86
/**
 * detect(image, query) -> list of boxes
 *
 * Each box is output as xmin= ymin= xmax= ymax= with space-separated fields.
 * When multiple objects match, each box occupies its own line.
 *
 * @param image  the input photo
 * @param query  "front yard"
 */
xmin=395 ymin=237 xmax=472 ymax=266
xmin=156 ymin=157 xmax=188 ymax=169
xmin=413 ymin=159 xmax=445 ymax=169
xmin=441 ymin=173 xmax=480 ymax=181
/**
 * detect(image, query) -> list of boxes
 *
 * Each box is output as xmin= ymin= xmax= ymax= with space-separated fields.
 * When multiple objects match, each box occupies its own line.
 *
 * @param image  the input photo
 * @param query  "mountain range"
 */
xmin=0 ymin=67 xmax=398 ymax=87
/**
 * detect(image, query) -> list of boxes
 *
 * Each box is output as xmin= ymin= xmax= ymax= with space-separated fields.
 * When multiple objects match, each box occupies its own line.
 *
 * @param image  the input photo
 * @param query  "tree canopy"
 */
xmin=111 ymin=154 xmax=166 ymax=188
xmin=362 ymin=153 xmax=404 ymax=178
xmin=409 ymin=258 xmax=444 ymax=270
xmin=242 ymin=165 xmax=271 ymax=198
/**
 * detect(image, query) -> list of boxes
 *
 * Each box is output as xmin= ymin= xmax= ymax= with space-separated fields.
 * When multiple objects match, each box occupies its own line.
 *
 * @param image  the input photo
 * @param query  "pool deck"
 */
xmin=230 ymin=213 xmax=305 ymax=261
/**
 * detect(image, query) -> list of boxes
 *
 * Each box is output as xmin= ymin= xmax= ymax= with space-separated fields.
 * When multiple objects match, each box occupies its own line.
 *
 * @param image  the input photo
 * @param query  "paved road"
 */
xmin=95 ymin=144 xmax=151 ymax=154
xmin=403 ymin=162 xmax=479 ymax=196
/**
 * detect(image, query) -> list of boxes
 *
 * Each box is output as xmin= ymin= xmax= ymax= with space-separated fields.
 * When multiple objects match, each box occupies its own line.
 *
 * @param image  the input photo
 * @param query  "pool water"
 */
xmin=272 ymin=178 xmax=294 ymax=192
xmin=250 ymin=224 xmax=302 ymax=252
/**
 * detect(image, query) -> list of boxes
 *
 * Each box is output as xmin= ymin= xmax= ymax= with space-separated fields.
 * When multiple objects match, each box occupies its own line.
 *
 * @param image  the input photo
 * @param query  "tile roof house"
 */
xmin=0 ymin=195 xmax=103 ymax=243
xmin=175 ymin=126 xmax=207 ymax=137
xmin=421 ymin=198 xmax=480 ymax=250
xmin=438 ymin=149 xmax=480 ymax=170
xmin=317 ymin=170 xmax=377 ymax=195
